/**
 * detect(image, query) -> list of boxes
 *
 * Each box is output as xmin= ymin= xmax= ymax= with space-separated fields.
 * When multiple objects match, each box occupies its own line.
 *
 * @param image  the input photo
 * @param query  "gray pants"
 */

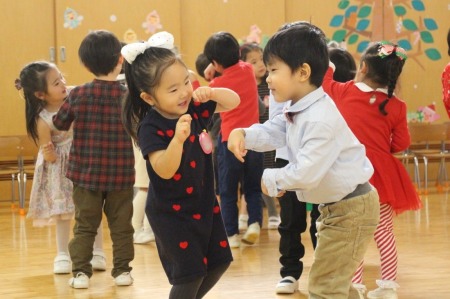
xmin=69 ymin=185 xmax=134 ymax=278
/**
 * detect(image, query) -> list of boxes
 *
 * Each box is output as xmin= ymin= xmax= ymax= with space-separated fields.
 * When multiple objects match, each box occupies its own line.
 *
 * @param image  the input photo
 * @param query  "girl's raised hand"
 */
xmin=174 ymin=114 xmax=192 ymax=143
xmin=193 ymin=86 xmax=215 ymax=104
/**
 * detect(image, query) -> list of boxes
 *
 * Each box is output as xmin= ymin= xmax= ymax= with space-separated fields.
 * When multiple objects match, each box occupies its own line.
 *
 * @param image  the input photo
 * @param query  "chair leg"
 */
xmin=423 ymin=157 xmax=428 ymax=195
xmin=19 ymin=173 xmax=26 ymax=216
xmin=413 ymin=156 xmax=421 ymax=194
xmin=11 ymin=173 xmax=16 ymax=210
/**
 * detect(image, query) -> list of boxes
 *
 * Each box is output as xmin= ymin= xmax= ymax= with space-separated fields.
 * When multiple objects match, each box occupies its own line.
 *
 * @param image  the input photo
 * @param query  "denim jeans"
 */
xmin=217 ymin=136 xmax=263 ymax=236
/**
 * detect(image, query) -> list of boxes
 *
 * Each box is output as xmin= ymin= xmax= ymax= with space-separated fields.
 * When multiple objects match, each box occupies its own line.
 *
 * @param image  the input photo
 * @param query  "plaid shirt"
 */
xmin=53 ymin=79 xmax=134 ymax=191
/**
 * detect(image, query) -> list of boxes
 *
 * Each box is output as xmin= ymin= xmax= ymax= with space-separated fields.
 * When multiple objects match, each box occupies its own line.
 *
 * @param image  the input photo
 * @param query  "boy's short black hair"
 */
xmin=447 ymin=28 xmax=450 ymax=56
xmin=203 ymin=31 xmax=240 ymax=68
xmin=329 ymin=47 xmax=357 ymax=82
xmin=78 ymin=30 xmax=122 ymax=76
xmin=263 ymin=24 xmax=329 ymax=87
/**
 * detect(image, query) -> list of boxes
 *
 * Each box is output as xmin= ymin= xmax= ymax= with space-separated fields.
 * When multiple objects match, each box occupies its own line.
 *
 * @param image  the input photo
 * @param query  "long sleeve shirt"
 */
xmin=244 ymin=87 xmax=373 ymax=204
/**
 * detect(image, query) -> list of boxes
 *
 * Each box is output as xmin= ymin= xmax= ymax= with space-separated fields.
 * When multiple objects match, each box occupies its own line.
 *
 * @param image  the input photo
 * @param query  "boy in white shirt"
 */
xmin=227 ymin=23 xmax=380 ymax=298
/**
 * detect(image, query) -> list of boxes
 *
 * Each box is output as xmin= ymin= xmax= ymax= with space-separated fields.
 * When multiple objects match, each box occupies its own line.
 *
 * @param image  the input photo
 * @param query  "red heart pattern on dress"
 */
xmin=179 ymin=241 xmax=188 ymax=249
xmin=189 ymin=135 xmax=195 ymax=143
xmin=193 ymin=113 xmax=198 ymax=119
xmin=190 ymin=161 xmax=196 ymax=168
xmin=166 ymin=130 xmax=174 ymax=137
xmin=157 ymin=130 xmax=164 ymax=136
xmin=203 ymin=257 xmax=208 ymax=265
xmin=193 ymin=214 xmax=201 ymax=220
xmin=186 ymin=187 xmax=193 ymax=194
xmin=213 ymin=206 xmax=220 ymax=214
xmin=201 ymin=110 xmax=209 ymax=118
xmin=219 ymin=240 xmax=228 ymax=248
xmin=173 ymin=173 xmax=181 ymax=181
xmin=172 ymin=204 xmax=181 ymax=211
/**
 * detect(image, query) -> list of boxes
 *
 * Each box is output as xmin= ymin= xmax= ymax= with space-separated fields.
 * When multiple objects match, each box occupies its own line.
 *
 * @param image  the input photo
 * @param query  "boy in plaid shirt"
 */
xmin=53 ymin=30 xmax=135 ymax=289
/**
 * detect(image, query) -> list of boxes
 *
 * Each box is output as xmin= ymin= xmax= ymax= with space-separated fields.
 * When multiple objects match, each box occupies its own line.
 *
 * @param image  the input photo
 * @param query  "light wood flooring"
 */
xmin=1 ymin=191 xmax=450 ymax=298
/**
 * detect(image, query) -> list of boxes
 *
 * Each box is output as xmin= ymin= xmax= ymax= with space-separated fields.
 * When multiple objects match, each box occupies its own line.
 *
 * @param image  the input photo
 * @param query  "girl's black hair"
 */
xmin=240 ymin=42 xmax=262 ymax=61
xmin=121 ymin=46 xmax=185 ymax=142
xmin=361 ymin=42 xmax=406 ymax=116
xmin=16 ymin=61 xmax=54 ymax=143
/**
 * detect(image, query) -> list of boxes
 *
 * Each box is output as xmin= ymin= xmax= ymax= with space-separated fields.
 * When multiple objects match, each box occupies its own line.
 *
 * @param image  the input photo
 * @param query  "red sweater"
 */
xmin=209 ymin=61 xmax=259 ymax=141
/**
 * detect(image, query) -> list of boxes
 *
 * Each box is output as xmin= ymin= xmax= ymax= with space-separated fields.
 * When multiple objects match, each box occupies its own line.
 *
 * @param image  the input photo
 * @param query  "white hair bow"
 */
xmin=121 ymin=31 xmax=175 ymax=64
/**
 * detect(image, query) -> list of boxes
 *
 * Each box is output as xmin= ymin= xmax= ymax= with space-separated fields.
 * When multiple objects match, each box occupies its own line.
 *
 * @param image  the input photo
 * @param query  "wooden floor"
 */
xmin=1 ymin=190 xmax=450 ymax=299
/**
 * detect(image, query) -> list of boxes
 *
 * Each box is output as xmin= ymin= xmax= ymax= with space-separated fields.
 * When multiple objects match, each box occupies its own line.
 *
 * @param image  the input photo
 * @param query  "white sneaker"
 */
xmin=69 ymin=272 xmax=89 ymax=289
xmin=275 ymin=276 xmax=298 ymax=294
xmin=134 ymin=228 xmax=155 ymax=244
xmin=115 ymin=272 xmax=134 ymax=286
xmin=53 ymin=253 xmax=71 ymax=274
xmin=90 ymin=250 xmax=106 ymax=271
xmin=238 ymin=214 xmax=248 ymax=231
xmin=227 ymin=234 xmax=240 ymax=248
xmin=268 ymin=216 xmax=281 ymax=229
xmin=241 ymin=222 xmax=260 ymax=245
xmin=367 ymin=280 xmax=399 ymax=299
xmin=351 ymin=283 xmax=367 ymax=299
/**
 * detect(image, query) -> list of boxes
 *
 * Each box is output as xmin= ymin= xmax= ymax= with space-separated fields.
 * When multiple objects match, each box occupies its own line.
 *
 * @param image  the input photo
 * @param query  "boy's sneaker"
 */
xmin=134 ymin=227 xmax=155 ymax=244
xmin=275 ymin=276 xmax=298 ymax=294
xmin=351 ymin=283 xmax=367 ymax=299
xmin=69 ymin=272 xmax=89 ymax=289
xmin=227 ymin=234 xmax=240 ymax=248
xmin=268 ymin=216 xmax=281 ymax=230
xmin=238 ymin=214 xmax=248 ymax=231
xmin=90 ymin=250 xmax=106 ymax=271
xmin=241 ymin=222 xmax=260 ymax=245
xmin=53 ymin=253 xmax=71 ymax=274
xmin=115 ymin=272 xmax=134 ymax=286
xmin=367 ymin=280 xmax=399 ymax=299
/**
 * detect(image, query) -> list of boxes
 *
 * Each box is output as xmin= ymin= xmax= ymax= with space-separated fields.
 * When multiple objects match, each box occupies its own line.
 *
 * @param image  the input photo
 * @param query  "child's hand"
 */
xmin=261 ymin=179 xmax=285 ymax=198
xmin=204 ymin=63 xmax=216 ymax=81
xmin=227 ymin=129 xmax=247 ymax=162
xmin=41 ymin=142 xmax=55 ymax=154
xmin=174 ymin=114 xmax=192 ymax=143
xmin=193 ymin=87 xmax=215 ymax=103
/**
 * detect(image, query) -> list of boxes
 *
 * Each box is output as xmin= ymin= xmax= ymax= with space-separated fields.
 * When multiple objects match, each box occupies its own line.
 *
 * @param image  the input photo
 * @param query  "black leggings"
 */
xmin=169 ymin=262 xmax=230 ymax=299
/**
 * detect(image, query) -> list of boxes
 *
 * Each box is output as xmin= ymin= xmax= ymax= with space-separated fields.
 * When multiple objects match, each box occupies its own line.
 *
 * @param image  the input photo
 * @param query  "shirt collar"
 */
xmin=283 ymin=87 xmax=326 ymax=123
xmin=355 ymin=82 xmax=389 ymax=95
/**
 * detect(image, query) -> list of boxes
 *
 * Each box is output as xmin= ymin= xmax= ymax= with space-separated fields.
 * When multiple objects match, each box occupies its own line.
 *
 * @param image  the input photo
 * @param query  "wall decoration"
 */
xmin=408 ymin=102 xmax=440 ymax=123
xmin=123 ymin=29 xmax=138 ymax=44
xmin=240 ymin=24 xmax=270 ymax=48
xmin=329 ymin=0 xmax=442 ymax=69
xmin=142 ymin=10 xmax=163 ymax=34
xmin=63 ymin=7 xmax=84 ymax=30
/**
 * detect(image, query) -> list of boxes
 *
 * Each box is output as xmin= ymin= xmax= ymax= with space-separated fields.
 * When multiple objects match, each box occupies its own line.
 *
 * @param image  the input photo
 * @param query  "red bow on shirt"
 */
xmin=378 ymin=41 xmax=407 ymax=61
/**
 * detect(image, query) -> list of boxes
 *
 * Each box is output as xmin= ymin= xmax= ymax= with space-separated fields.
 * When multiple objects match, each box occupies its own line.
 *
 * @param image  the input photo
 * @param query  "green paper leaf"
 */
xmin=332 ymin=30 xmax=347 ymax=42
xmin=412 ymin=0 xmax=425 ymax=11
xmin=394 ymin=5 xmax=407 ymax=16
xmin=348 ymin=34 xmax=359 ymax=45
xmin=338 ymin=0 xmax=350 ymax=9
xmin=357 ymin=40 xmax=370 ymax=53
xmin=398 ymin=39 xmax=412 ymax=51
xmin=403 ymin=19 xmax=418 ymax=31
xmin=420 ymin=31 xmax=434 ymax=43
xmin=330 ymin=15 xmax=344 ymax=27
xmin=356 ymin=19 xmax=370 ymax=31
xmin=425 ymin=48 xmax=441 ymax=61
xmin=424 ymin=18 xmax=438 ymax=31
xmin=357 ymin=6 xmax=372 ymax=18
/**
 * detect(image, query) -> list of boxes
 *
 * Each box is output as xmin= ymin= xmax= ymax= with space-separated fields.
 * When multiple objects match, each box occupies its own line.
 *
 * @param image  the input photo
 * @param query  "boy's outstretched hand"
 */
xmin=227 ymin=129 xmax=247 ymax=163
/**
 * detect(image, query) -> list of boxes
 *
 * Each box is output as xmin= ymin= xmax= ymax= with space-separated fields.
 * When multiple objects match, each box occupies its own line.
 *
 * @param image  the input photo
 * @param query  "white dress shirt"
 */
xmin=244 ymin=87 xmax=373 ymax=204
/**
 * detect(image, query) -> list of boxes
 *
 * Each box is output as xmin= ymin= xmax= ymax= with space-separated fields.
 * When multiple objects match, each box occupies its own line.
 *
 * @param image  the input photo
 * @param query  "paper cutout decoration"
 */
xmin=142 ymin=10 xmax=162 ymax=34
xmin=123 ymin=29 xmax=138 ymax=44
xmin=63 ymin=7 xmax=83 ymax=29
xmin=407 ymin=102 xmax=440 ymax=123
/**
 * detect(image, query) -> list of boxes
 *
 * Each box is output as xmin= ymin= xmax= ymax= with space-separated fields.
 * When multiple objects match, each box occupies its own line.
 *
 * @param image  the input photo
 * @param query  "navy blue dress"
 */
xmin=138 ymin=100 xmax=233 ymax=285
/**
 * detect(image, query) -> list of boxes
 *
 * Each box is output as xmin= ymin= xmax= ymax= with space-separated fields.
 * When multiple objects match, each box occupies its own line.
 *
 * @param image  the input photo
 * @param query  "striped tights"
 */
xmin=352 ymin=203 xmax=397 ymax=284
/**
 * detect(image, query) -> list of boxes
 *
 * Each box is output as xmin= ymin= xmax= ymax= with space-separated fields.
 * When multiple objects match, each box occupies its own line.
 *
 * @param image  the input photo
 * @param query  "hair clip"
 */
xmin=378 ymin=41 xmax=407 ymax=61
xmin=121 ymin=31 xmax=175 ymax=64
xmin=14 ymin=78 xmax=22 ymax=90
